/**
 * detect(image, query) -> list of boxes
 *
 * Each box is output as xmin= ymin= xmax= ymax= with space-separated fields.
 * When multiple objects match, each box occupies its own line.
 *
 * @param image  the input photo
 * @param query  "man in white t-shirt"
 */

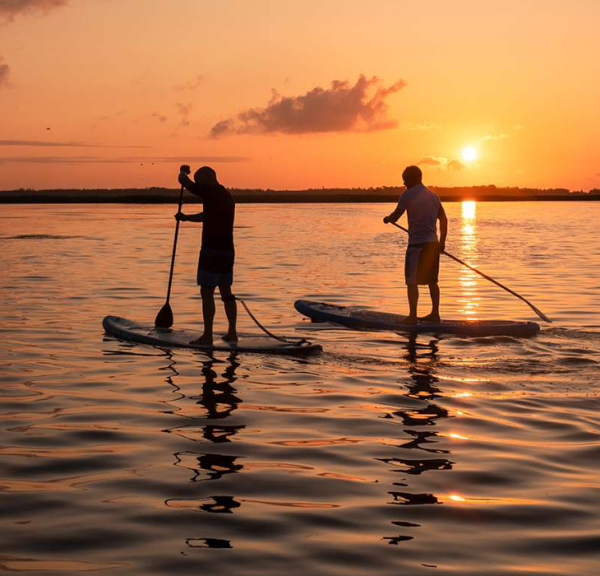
xmin=383 ymin=166 xmax=448 ymax=324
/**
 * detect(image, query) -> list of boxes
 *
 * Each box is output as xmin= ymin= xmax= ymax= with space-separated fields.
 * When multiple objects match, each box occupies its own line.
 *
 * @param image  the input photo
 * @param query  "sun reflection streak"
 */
xmin=459 ymin=201 xmax=479 ymax=320
xmin=462 ymin=200 xmax=476 ymax=220
xmin=449 ymin=494 xmax=466 ymax=502
xmin=443 ymin=494 xmax=540 ymax=505
xmin=447 ymin=433 xmax=469 ymax=440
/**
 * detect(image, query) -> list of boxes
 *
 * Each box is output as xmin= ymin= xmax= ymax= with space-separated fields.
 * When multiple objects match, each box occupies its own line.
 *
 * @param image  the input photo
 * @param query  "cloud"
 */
xmin=417 ymin=156 xmax=465 ymax=171
xmin=96 ymin=110 xmax=126 ymax=122
xmin=210 ymin=75 xmax=406 ymax=138
xmin=176 ymin=103 xmax=192 ymax=127
xmin=397 ymin=120 xmax=441 ymax=132
xmin=447 ymin=159 xmax=465 ymax=171
xmin=417 ymin=156 xmax=446 ymax=167
xmin=175 ymin=75 xmax=204 ymax=92
xmin=0 ymin=60 xmax=9 ymax=87
xmin=0 ymin=140 xmax=150 ymax=148
xmin=0 ymin=155 xmax=251 ymax=164
xmin=480 ymin=133 xmax=508 ymax=142
xmin=0 ymin=0 xmax=70 ymax=21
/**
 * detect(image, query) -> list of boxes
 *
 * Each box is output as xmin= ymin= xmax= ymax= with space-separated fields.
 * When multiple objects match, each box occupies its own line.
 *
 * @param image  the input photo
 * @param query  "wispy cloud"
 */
xmin=150 ymin=112 xmax=167 ymax=123
xmin=0 ymin=58 xmax=10 ymax=88
xmin=0 ymin=140 xmax=150 ymax=148
xmin=417 ymin=156 xmax=446 ymax=167
xmin=96 ymin=110 xmax=126 ymax=122
xmin=480 ymin=133 xmax=508 ymax=142
xmin=0 ymin=0 xmax=70 ymax=21
xmin=210 ymin=75 xmax=406 ymax=138
xmin=397 ymin=120 xmax=441 ymax=132
xmin=0 ymin=155 xmax=251 ymax=164
xmin=447 ymin=159 xmax=465 ymax=171
xmin=417 ymin=156 xmax=465 ymax=171
xmin=176 ymin=103 xmax=192 ymax=127
xmin=175 ymin=74 xmax=204 ymax=92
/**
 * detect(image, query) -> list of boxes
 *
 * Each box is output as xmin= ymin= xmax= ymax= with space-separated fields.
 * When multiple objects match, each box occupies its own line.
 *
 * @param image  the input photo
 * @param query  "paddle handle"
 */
xmin=389 ymin=221 xmax=551 ymax=323
xmin=164 ymin=185 xmax=185 ymax=303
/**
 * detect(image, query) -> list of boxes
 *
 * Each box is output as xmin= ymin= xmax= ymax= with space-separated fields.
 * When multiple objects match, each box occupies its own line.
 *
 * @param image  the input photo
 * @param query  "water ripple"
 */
xmin=0 ymin=203 xmax=599 ymax=575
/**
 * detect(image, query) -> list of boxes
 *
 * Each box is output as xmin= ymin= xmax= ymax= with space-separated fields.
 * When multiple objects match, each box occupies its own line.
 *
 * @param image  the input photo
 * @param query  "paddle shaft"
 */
xmin=164 ymin=185 xmax=185 ymax=303
xmin=389 ymin=221 xmax=551 ymax=323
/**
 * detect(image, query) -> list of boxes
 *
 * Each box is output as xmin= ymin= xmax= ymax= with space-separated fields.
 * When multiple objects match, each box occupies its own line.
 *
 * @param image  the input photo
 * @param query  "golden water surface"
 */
xmin=1 ymin=201 xmax=599 ymax=575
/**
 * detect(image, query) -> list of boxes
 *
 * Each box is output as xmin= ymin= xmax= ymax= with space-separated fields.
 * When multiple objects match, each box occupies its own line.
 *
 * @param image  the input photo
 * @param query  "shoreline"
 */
xmin=1 ymin=188 xmax=599 ymax=204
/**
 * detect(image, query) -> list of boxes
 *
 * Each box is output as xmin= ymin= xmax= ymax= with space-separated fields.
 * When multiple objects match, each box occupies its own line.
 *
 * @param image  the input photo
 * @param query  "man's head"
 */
xmin=194 ymin=166 xmax=219 ymax=187
xmin=402 ymin=165 xmax=422 ymax=188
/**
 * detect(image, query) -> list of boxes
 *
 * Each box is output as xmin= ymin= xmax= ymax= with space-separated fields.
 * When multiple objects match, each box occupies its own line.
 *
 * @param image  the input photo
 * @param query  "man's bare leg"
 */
xmin=219 ymin=284 xmax=238 ymax=342
xmin=191 ymin=285 xmax=215 ymax=345
xmin=420 ymin=283 xmax=441 ymax=322
xmin=403 ymin=284 xmax=419 ymax=324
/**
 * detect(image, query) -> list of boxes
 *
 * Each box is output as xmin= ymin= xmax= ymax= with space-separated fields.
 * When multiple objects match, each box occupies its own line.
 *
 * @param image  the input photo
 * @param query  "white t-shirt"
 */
xmin=396 ymin=184 xmax=441 ymax=245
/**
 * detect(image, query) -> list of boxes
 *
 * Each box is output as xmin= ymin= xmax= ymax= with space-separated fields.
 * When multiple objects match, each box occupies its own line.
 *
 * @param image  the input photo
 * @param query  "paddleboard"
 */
xmin=294 ymin=300 xmax=540 ymax=337
xmin=103 ymin=316 xmax=322 ymax=355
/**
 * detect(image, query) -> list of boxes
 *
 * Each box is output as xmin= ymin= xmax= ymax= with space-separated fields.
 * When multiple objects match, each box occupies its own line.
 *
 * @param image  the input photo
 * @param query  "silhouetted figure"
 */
xmin=176 ymin=166 xmax=237 ymax=344
xmin=384 ymin=166 xmax=447 ymax=323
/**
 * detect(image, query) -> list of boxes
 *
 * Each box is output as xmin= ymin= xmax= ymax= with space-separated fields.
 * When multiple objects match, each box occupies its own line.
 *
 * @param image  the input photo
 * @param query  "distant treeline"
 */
xmin=1 ymin=185 xmax=599 ymax=204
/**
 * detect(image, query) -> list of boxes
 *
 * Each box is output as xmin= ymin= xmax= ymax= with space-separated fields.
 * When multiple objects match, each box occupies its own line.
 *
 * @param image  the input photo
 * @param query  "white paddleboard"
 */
xmin=103 ymin=316 xmax=322 ymax=355
xmin=294 ymin=300 xmax=540 ymax=337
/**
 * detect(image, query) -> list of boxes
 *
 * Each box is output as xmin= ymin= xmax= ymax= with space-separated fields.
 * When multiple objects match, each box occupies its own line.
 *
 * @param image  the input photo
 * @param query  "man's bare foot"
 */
xmin=401 ymin=315 xmax=418 ymax=325
xmin=419 ymin=313 xmax=441 ymax=323
xmin=221 ymin=332 xmax=238 ymax=342
xmin=190 ymin=334 xmax=213 ymax=346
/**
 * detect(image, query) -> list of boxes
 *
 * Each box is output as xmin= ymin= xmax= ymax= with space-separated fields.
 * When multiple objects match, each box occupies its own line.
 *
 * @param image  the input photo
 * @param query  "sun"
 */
xmin=462 ymin=146 xmax=477 ymax=162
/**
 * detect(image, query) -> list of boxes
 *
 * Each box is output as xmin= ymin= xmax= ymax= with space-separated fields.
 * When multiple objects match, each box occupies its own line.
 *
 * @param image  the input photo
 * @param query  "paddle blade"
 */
xmin=529 ymin=303 xmax=552 ymax=323
xmin=154 ymin=303 xmax=174 ymax=329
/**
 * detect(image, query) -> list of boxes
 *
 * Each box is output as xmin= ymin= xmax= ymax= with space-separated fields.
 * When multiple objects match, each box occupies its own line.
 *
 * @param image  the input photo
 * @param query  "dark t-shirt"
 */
xmin=189 ymin=183 xmax=235 ymax=251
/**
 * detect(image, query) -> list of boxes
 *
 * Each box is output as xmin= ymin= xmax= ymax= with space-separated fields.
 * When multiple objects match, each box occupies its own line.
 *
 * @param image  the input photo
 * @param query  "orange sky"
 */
xmin=1 ymin=0 xmax=599 ymax=191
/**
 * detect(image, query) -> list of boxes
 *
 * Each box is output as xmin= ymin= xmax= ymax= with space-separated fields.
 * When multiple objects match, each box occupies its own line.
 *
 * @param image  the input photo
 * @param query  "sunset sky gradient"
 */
xmin=1 ymin=0 xmax=599 ymax=190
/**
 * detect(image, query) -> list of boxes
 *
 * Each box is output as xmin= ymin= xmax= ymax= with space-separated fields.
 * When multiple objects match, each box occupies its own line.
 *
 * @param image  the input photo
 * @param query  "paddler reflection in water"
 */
xmin=176 ymin=165 xmax=237 ymax=345
xmin=384 ymin=166 xmax=448 ymax=324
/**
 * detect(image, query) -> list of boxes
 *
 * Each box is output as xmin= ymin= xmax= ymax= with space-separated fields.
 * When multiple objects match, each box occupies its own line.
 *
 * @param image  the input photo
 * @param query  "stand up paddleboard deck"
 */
xmin=294 ymin=300 xmax=540 ymax=337
xmin=103 ymin=316 xmax=322 ymax=356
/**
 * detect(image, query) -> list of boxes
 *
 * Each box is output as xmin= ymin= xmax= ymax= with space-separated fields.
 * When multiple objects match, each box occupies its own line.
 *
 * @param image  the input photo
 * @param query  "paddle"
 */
xmin=155 ymin=166 xmax=190 ymax=328
xmin=389 ymin=221 xmax=552 ymax=323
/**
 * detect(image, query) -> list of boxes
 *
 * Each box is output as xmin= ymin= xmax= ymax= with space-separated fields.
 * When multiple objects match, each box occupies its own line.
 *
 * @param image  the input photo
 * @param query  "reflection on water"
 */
xmin=458 ymin=200 xmax=480 ymax=319
xmin=160 ymin=337 xmax=458 ymax=552
xmin=383 ymin=338 xmax=449 ymax=545
xmin=461 ymin=199 xmax=476 ymax=220
xmin=1 ymin=203 xmax=599 ymax=575
xmin=173 ymin=355 xmax=244 ymax=483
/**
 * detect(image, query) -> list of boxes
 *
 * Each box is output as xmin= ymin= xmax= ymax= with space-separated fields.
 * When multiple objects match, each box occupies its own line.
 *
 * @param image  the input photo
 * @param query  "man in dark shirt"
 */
xmin=176 ymin=166 xmax=237 ymax=345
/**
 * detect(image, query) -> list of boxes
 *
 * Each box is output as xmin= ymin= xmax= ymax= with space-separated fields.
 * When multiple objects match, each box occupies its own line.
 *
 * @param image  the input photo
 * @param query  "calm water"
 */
xmin=1 ymin=202 xmax=599 ymax=575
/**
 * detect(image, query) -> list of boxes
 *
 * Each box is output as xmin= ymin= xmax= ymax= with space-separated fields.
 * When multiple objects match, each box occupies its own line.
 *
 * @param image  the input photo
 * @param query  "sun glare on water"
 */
xmin=462 ymin=146 xmax=477 ymax=162
xmin=462 ymin=200 xmax=476 ymax=219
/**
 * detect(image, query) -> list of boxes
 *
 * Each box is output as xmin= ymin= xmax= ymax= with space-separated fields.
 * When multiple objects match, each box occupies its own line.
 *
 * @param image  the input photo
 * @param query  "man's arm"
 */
xmin=176 ymin=212 xmax=204 ymax=223
xmin=383 ymin=192 xmax=407 ymax=224
xmin=178 ymin=173 xmax=203 ymax=199
xmin=438 ymin=204 xmax=448 ymax=253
